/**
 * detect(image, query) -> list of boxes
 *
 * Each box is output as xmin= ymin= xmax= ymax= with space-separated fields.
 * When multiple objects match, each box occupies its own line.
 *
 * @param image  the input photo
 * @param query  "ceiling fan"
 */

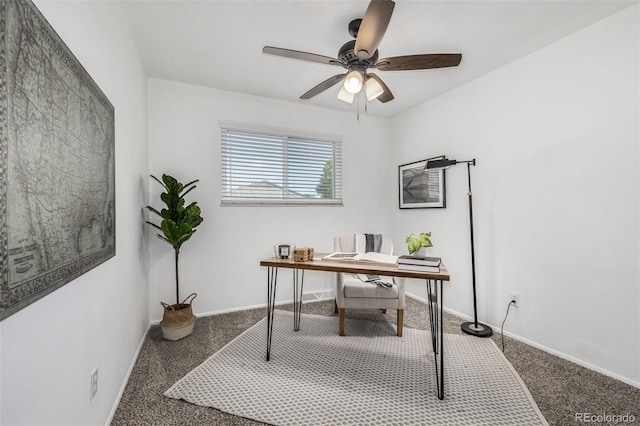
xmin=263 ymin=0 xmax=462 ymax=105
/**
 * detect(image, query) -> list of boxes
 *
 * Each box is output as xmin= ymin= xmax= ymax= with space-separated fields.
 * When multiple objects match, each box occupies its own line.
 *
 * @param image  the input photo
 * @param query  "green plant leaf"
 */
xmin=419 ymin=232 xmax=433 ymax=247
xmin=408 ymin=240 xmax=421 ymax=254
xmin=160 ymin=219 xmax=194 ymax=248
xmin=406 ymin=232 xmax=433 ymax=253
xmin=162 ymin=174 xmax=182 ymax=194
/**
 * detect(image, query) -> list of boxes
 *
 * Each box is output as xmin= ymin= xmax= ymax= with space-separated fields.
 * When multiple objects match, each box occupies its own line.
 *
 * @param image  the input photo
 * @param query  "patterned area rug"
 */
xmin=165 ymin=310 xmax=548 ymax=426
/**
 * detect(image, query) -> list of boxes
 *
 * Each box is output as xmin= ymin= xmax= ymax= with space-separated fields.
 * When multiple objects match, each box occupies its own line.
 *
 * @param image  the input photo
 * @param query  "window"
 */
xmin=220 ymin=124 xmax=342 ymax=205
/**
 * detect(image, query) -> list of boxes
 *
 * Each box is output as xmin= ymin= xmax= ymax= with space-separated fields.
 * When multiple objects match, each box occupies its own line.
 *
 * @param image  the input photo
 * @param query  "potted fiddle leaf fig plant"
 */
xmin=406 ymin=232 xmax=433 ymax=258
xmin=146 ymin=174 xmax=204 ymax=341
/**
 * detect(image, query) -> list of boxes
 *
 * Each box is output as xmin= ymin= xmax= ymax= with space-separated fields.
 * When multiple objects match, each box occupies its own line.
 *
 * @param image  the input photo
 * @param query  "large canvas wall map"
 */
xmin=0 ymin=0 xmax=115 ymax=320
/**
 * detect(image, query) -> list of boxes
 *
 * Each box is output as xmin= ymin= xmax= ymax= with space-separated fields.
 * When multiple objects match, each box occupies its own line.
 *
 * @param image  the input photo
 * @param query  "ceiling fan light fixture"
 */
xmin=337 ymin=85 xmax=355 ymax=103
xmin=364 ymin=77 xmax=384 ymax=101
xmin=343 ymin=70 xmax=363 ymax=94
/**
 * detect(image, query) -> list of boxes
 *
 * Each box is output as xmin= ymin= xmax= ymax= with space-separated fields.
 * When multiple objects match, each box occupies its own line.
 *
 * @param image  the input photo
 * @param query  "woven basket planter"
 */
xmin=160 ymin=293 xmax=197 ymax=341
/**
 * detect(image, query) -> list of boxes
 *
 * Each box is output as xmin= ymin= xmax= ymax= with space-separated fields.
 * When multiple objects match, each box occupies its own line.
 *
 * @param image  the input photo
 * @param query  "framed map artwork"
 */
xmin=0 ymin=0 xmax=115 ymax=320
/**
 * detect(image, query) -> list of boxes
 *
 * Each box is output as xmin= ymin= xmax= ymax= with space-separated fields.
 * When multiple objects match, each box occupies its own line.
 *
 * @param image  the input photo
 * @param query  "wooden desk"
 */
xmin=260 ymin=254 xmax=451 ymax=400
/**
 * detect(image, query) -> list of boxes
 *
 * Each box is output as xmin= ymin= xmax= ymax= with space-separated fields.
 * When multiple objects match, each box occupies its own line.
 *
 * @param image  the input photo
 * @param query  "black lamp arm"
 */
xmin=425 ymin=157 xmax=476 ymax=170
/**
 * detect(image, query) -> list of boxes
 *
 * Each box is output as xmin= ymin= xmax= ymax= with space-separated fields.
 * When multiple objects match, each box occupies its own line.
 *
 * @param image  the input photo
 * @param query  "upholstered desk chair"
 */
xmin=333 ymin=235 xmax=405 ymax=337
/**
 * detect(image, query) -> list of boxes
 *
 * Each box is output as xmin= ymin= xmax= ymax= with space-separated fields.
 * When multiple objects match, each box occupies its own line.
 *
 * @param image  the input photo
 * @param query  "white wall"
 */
xmin=0 ymin=2 xmax=149 ymax=425
xmin=0 ymin=3 xmax=635 ymax=425
xmin=147 ymin=79 xmax=392 ymax=321
xmin=391 ymin=6 xmax=640 ymax=385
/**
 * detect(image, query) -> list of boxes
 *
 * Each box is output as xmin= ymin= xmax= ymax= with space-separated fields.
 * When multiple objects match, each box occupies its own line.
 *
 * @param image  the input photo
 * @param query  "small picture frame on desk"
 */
xmin=399 ymin=156 xmax=446 ymax=209
xmin=277 ymin=244 xmax=291 ymax=259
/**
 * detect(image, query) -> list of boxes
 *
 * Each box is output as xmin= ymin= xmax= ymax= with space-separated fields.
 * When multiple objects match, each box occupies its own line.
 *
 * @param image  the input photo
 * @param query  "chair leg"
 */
xmin=334 ymin=299 xmax=338 ymax=314
xmin=397 ymin=309 xmax=404 ymax=337
xmin=339 ymin=308 xmax=345 ymax=336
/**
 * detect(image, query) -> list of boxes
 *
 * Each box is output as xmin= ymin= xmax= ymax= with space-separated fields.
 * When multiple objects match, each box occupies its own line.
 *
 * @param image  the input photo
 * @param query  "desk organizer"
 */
xmin=294 ymin=247 xmax=314 ymax=262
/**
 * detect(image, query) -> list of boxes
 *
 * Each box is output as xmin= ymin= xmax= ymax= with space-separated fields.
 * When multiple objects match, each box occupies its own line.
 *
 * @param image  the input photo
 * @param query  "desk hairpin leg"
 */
xmin=426 ymin=279 xmax=445 ymax=400
xmin=427 ymin=280 xmax=439 ymax=355
xmin=266 ymin=266 xmax=278 ymax=361
xmin=292 ymin=269 xmax=304 ymax=331
xmin=266 ymin=267 xmax=305 ymax=361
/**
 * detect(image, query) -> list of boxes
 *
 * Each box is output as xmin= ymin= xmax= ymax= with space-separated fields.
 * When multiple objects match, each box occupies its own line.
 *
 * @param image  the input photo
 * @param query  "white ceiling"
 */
xmin=122 ymin=0 xmax=637 ymax=118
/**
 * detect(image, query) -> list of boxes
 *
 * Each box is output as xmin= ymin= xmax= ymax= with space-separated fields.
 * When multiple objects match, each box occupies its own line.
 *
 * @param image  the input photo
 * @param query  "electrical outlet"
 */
xmin=90 ymin=368 xmax=98 ymax=401
xmin=510 ymin=292 xmax=520 ymax=308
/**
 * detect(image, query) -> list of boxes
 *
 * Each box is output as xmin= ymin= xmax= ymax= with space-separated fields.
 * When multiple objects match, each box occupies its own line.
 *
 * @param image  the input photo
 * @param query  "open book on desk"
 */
xmin=322 ymin=251 xmax=399 ymax=266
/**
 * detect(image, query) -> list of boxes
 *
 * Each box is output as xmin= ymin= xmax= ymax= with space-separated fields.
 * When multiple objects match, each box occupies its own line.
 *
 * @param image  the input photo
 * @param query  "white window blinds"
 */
xmin=221 ymin=126 xmax=342 ymax=205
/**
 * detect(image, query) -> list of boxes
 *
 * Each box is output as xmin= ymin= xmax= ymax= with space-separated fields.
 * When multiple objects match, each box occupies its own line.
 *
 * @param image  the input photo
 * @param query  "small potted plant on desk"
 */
xmin=146 ymin=174 xmax=204 ymax=340
xmin=406 ymin=232 xmax=433 ymax=258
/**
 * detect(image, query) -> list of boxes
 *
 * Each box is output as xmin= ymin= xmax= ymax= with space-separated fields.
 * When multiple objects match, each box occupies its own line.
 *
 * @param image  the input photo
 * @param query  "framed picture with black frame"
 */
xmin=398 ymin=156 xmax=446 ymax=209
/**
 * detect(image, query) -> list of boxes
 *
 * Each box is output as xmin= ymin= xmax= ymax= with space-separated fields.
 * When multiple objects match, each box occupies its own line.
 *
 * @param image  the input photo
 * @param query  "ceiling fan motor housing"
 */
xmin=348 ymin=18 xmax=362 ymax=38
xmin=338 ymin=40 xmax=378 ymax=68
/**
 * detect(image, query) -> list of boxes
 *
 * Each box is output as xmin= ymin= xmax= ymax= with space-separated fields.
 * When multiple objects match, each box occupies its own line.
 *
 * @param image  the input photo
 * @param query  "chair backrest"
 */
xmin=334 ymin=234 xmax=393 ymax=255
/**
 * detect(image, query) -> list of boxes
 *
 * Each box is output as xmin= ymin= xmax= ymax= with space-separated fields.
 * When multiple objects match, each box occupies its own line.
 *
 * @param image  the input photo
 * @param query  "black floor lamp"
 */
xmin=426 ymin=157 xmax=493 ymax=338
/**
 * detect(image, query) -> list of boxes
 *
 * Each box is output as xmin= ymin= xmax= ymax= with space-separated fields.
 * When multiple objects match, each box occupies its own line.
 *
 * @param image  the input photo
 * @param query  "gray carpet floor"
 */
xmin=112 ymin=298 xmax=639 ymax=426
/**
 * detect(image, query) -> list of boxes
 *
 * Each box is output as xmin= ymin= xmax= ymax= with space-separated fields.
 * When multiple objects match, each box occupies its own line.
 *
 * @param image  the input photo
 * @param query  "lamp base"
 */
xmin=461 ymin=321 xmax=493 ymax=338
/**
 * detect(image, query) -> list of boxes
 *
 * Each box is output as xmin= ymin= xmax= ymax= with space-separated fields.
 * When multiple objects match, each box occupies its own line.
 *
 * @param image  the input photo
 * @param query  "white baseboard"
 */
xmin=195 ymin=293 xmax=336 ymax=319
xmin=496 ymin=325 xmax=640 ymax=389
xmin=150 ymin=291 xmax=337 ymax=326
xmin=302 ymin=290 xmax=335 ymax=302
xmin=105 ymin=324 xmax=151 ymax=426
xmin=406 ymin=294 xmax=640 ymax=389
xmin=149 ymin=302 xmax=267 ymax=326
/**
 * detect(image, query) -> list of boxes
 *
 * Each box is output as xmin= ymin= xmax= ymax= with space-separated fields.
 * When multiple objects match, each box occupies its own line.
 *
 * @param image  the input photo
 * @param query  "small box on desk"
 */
xmin=294 ymin=247 xmax=314 ymax=262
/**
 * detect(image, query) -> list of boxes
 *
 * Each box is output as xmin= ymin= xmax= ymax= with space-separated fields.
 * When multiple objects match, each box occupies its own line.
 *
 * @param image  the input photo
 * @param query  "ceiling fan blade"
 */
xmin=354 ymin=0 xmax=395 ymax=60
xmin=368 ymin=73 xmax=394 ymax=103
xmin=375 ymin=54 xmax=462 ymax=71
xmin=300 ymin=74 xmax=347 ymax=99
xmin=263 ymin=46 xmax=342 ymax=66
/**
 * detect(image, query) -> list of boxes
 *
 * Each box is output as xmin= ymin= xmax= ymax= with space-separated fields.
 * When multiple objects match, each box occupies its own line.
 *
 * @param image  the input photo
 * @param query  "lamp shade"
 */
xmin=343 ymin=70 xmax=363 ymax=94
xmin=364 ymin=77 xmax=384 ymax=101
xmin=337 ymin=85 xmax=355 ymax=103
xmin=426 ymin=158 xmax=456 ymax=170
